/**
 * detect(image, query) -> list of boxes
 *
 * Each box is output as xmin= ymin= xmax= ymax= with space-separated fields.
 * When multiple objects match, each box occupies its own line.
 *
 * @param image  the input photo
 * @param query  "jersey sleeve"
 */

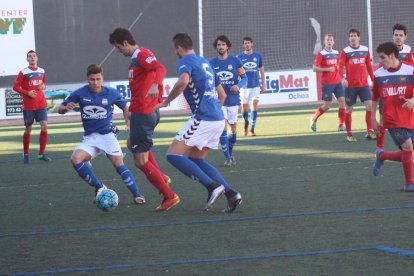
xmin=62 ymin=90 xmax=79 ymax=105
xmin=137 ymin=49 xmax=166 ymax=85
xmin=372 ymin=76 xmax=380 ymax=102
xmin=12 ymin=72 xmax=29 ymax=95
xmin=366 ymin=51 xmax=375 ymax=81
xmin=111 ymin=88 xmax=127 ymax=110
xmin=313 ymin=52 xmax=322 ymax=66
xmin=176 ymin=59 xmax=191 ymax=77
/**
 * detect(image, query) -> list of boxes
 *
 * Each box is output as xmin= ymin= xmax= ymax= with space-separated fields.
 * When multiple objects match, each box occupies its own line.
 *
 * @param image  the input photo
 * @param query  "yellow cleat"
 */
xmin=346 ymin=135 xmax=357 ymax=142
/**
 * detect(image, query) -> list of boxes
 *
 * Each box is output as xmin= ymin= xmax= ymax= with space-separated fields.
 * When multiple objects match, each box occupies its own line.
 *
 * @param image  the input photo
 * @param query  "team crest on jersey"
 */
xmin=102 ymin=98 xmax=108 ymax=105
xmin=217 ymin=71 xmax=234 ymax=81
xmin=227 ymin=65 xmax=233 ymax=70
xmin=253 ymin=57 xmax=257 ymax=62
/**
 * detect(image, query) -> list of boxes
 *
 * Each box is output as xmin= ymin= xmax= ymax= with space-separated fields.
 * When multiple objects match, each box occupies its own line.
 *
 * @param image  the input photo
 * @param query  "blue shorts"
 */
xmin=23 ymin=108 xmax=48 ymax=126
xmin=345 ymin=86 xmax=372 ymax=106
xmin=129 ymin=110 xmax=160 ymax=153
xmin=388 ymin=128 xmax=414 ymax=147
xmin=321 ymin=82 xmax=344 ymax=101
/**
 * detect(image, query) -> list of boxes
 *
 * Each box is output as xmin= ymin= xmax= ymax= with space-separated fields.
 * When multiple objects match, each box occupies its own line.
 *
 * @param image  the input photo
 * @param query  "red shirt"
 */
xmin=340 ymin=45 xmax=374 ymax=88
xmin=128 ymin=47 xmax=166 ymax=114
xmin=314 ymin=49 xmax=341 ymax=85
xmin=372 ymin=62 xmax=414 ymax=129
xmin=12 ymin=66 xmax=47 ymax=110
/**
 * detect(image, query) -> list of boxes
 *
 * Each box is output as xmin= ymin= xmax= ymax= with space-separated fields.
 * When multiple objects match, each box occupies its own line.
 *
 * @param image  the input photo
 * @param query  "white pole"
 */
xmin=198 ymin=0 xmax=203 ymax=56
xmin=366 ymin=0 xmax=373 ymax=56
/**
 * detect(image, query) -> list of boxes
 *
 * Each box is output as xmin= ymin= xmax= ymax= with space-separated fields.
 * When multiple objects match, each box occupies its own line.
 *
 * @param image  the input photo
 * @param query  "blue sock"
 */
xmin=116 ymin=165 xmax=141 ymax=197
xmin=166 ymin=154 xmax=213 ymax=188
xmin=189 ymin=158 xmax=232 ymax=192
xmin=250 ymin=110 xmax=258 ymax=130
xmin=228 ymin=133 xmax=237 ymax=156
xmin=242 ymin=112 xmax=249 ymax=128
xmin=73 ymin=162 xmax=102 ymax=189
xmin=219 ymin=130 xmax=231 ymax=159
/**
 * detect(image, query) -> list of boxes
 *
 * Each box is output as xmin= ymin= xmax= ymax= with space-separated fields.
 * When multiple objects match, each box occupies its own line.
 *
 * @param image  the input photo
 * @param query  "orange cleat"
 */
xmin=155 ymin=194 xmax=180 ymax=212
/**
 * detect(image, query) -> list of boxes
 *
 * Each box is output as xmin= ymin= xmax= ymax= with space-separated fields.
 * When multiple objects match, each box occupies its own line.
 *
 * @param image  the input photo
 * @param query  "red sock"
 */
xmin=39 ymin=130 xmax=48 ymax=155
xmin=345 ymin=113 xmax=352 ymax=136
xmin=148 ymin=151 xmax=170 ymax=182
xmin=381 ymin=151 xmax=402 ymax=162
xmin=376 ymin=126 xmax=386 ymax=149
xmin=402 ymin=150 xmax=414 ymax=184
xmin=312 ymin=107 xmax=325 ymax=122
xmin=338 ymin=108 xmax=345 ymax=125
xmin=365 ymin=111 xmax=372 ymax=131
xmin=23 ymin=132 xmax=31 ymax=155
xmin=139 ymin=161 xmax=174 ymax=198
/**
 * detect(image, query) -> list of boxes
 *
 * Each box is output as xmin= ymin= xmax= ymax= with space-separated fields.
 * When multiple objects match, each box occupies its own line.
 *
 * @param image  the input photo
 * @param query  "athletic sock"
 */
xmin=250 ymin=110 xmax=258 ymax=130
xmin=166 ymin=154 xmax=213 ymax=188
xmin=23 ymin=132 xmax=31 ymax=155
xmin=219 ymin=130 xmax=231 ymax=159
xmin=381 ymin=151 xmax=402 ymax=162
xmin=73 ymin=162 xmax=103 ymax=189
xmin=402 ymin=150 xmax=414 ymax=184
xmin=189 ymin=157 xmax=232 ymax=191
xmin=345 ymin=112 xmax=352 ymax=136
xmin=338 ymin=107 xmax=346 ymax=126
xmin=148 ymin=150 xmax=169 ymax=182
xmin=116 ymin=165 xmax=141 ymax=197
xmin=376 ymin=126 xmax=386 ymax=149
xmin=228 ymin=132 xmax=237 ymax=156
xmin=313 ymin=107 xmax=325 ymax=122
xmin=242 ymin=111 xmax=249 ymax=128
xmin=365 ymin=111 xmax=373 ymax=131
xmin=139 ymin=161 xmax=174 ymax=198
xmin=39 ymin=130 xmax=48 ymax=155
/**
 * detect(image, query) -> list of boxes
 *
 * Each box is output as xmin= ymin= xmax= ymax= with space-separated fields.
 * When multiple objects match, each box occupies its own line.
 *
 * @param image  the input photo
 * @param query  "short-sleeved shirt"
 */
xmin=314 ymin=49 xmax=341 ymax=85
xmin=176 ymin=54 xmax=224 ymax=121
xmin=12 ymin=66 xmax=47 ymax=110
xmin=237 ymin=51 xmax=263 ymax=88
xmin=63 ymin=85 xmax=127 ymax=136
xmin=340 ymin=45 xmax=374 ymax=88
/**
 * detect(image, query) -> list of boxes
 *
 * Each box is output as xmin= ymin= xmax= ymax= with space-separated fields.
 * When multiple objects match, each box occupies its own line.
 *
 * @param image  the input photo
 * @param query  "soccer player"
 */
xmin=109 ymin=27 xmax=179 ymax=212
xmin=376 ymin=24 xmax=414 ymax=150
xmin=237 ymin=37 xmax=265 ymax=136
xmin=57 ymin=64 xmax=145 ymax=203
xmin=13 ymin=50 xmax=51 ymax=163
xmin=340 ymin=29 xmax=375 ymax=142
xmin=154 ymin=33 xmax=242 ymax=213
xmin=210 ymin=35 xmax=247 ymax=166
xmin=372 ymin=42 xmax=414 ymax=192
xmin=310 ymin=33 xmax=346 ymax=132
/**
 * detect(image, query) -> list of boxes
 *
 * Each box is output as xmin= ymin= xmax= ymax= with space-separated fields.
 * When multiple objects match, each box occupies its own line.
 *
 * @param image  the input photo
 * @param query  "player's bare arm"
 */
xmin=154 ymin=72 xmax=189 ymax=111
xmin=260 ymin=67 xmax=266 ymax=92
xmin=217 ymin=84 xmax=226 ymax=106
xmin=402 ymin=97 xmax=414 ymax=110
xmin=58 ymin=102 xmax=76 ymax=114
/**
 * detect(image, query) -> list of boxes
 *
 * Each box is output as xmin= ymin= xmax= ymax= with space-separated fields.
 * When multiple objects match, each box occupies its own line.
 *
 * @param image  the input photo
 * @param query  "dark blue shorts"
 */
xmin=388 ymin=128 xmax=414 ymax=147
xmin=345 ymin=86 xmax=372 ymax=106
xmin=321 ymin=82 xmax=344 ymax=101
xmin=23 ymin=108 xmax=48 ymax=126
xmin=129 ymin=110 xmax=160 ymax=153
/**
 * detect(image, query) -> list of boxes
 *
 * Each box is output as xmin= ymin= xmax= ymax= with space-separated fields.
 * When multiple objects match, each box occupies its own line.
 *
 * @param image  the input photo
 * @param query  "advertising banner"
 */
xmin=0 ymin=0 xmax=35 ymax=77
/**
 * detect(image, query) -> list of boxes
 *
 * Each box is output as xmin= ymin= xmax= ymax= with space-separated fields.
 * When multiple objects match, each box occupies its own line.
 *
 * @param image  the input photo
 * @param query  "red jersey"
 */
xmin=372 ymin=62 xmax=414 ymax=129
xmin=12 ymin=66 xmax=47 ymax=110
xmin=398 ymin=44 xmax=414 ymax=65
xmin=314 ymin=49 xmax=341 ymax=84
xmin=340 ymin=45 xmax=374 ymax=88
xmin=128 ymin=47 xmax=166 ymax=114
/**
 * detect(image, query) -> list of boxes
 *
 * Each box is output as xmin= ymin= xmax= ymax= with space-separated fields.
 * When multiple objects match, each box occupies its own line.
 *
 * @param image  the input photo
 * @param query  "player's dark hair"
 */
xmin=213 ymin=35 xmax=232 ymax=48
xmin=173 ymin=33 xmax=193 ymax=50
xmin=243 ymin=37 xmax=253 ymax=43
xmin=393 ymin=23 xmax=407 ymax=36
xmin=348 ymin=28 xmax=360 ymax=37
xmin=376 ymin=42 xmax=399 ymax=58
xmin=109 ymin=28 xmax=136 ymax=45
xmin=87 ymin=64 xmax=103 ymax=77
xmin=26 ymin=50 xmax=37 ymax=58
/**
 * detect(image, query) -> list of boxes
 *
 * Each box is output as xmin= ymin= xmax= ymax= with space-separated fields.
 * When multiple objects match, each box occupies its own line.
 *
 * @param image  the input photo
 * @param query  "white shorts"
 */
xmin=175 ymin=118 xmax=225 ymax=150
xmin=222 ymin=106 xmax=239 ymax=125
xmin=73 ymin=132 xmax=123 ymax=158
xmin=240 ymin=87 xmax=260 ymax=104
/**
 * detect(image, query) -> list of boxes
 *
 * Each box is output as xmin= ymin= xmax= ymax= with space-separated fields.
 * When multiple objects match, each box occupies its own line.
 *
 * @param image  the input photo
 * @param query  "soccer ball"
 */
xmin=96 ymin=189 xmax=119 ymax=212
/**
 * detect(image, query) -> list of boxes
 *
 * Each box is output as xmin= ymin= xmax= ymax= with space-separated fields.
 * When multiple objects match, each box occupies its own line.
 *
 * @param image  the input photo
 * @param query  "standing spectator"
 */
xmin=13 ymin=50 xmax=51 ymax=163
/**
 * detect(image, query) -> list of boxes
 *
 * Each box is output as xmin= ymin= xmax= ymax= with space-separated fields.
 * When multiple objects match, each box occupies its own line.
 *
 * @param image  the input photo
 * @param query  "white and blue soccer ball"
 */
xmin=96 ymin=189 xmax=119 ymax=212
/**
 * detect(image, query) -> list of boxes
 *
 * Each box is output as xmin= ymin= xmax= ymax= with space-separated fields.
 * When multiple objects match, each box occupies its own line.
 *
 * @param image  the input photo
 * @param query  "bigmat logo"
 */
xmin=261 ymin=70 xmax=318 ymax=103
